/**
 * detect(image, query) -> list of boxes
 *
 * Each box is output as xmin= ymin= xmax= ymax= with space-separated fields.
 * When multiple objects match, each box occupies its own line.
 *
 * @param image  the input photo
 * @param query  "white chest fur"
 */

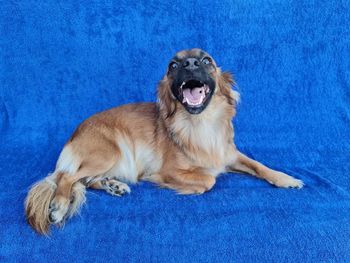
xmin=170 ymin=100 xmax=236 ymax=172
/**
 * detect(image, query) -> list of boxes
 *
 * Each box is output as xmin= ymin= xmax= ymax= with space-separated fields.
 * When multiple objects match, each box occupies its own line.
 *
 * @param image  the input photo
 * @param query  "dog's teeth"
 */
xmin=184 ymin=95 xmax=205 ymax=106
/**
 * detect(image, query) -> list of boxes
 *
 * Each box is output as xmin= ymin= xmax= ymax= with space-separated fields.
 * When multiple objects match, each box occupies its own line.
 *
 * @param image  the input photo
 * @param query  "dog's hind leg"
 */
xmin=49 ymin=164 xmax=120 ymax=225
xmin=89 ymin=178 xmax=131 ymax=196
xmin=48 ymin=142 xmax=120 ymax=225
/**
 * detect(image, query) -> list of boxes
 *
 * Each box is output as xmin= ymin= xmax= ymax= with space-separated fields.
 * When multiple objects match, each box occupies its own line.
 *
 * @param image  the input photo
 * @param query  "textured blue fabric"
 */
xmin=1 ymin=1 xmax=350 ymax=262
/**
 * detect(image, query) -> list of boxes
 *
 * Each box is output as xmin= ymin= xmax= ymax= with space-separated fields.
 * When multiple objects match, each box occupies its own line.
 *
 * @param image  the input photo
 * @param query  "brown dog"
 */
xmin=25 ymin=48 xmax=303 ymax=234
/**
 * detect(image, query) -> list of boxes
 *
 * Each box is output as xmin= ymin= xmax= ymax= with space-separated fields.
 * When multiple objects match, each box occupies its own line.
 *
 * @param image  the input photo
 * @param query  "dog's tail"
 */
xmin=25 ymin=172 xmax=86 ymax=235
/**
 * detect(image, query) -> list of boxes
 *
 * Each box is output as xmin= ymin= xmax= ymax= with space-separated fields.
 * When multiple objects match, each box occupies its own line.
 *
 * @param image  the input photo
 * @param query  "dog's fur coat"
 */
xmin=25 ymin=49 xmax=303 ymax=234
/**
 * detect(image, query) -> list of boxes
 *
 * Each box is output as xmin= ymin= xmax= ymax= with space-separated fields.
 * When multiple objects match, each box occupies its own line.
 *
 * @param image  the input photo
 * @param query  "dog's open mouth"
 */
xmin=180 ymin=80 xmax=210 ymax=108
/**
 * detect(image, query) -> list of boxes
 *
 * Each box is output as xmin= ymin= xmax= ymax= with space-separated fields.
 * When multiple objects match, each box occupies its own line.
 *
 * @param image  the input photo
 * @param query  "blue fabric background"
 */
xmin=1 ymin=1 xmax=349 ymax=262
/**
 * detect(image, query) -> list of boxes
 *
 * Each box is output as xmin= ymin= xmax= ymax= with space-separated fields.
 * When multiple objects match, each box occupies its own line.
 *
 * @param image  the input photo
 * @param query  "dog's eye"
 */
xmin=202 ymin=57 xmax=211 ymax=65
xmin=169 ymin=62 xmax=178 ymax=70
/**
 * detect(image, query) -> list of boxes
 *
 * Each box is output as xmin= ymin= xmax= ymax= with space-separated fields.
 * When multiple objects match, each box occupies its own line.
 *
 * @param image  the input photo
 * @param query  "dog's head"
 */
xmin=158 ymin=48 xmax=238 ymax=118
xmin=167 ymin=49 xmax=217 ymax=114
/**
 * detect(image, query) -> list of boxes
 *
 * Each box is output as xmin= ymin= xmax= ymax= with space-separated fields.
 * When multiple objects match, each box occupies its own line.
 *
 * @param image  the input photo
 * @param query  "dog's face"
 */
xmin=166 ymin=49 xmax=217 ymax=114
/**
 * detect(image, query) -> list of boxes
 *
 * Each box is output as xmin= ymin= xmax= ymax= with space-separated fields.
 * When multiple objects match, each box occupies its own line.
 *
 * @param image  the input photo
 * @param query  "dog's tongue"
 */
xmin=182 ymin=87 xmax=205 ymax=105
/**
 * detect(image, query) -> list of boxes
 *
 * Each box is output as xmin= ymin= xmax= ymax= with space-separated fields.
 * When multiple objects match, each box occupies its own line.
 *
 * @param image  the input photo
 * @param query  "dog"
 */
xmin=25 ymin=48 xmax=304 ymax=234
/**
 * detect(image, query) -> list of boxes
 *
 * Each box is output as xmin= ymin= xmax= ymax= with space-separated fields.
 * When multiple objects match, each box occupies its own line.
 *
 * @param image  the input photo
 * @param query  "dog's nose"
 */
xmin=183 ymin=58 xmax=200 ymax=70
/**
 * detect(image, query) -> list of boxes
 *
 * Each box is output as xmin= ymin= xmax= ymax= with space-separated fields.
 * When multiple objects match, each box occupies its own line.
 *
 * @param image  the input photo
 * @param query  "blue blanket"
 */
xmin=1 ymin=1 xmax=349 ymax=262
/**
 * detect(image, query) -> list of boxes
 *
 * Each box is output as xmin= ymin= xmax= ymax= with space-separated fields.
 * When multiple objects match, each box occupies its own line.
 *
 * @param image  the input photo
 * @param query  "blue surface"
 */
xmin=1 ymin=1 xmax=350 ymax=262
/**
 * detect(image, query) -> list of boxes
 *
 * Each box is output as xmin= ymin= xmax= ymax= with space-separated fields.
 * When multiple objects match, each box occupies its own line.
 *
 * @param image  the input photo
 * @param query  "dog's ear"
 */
xmin=157 ymin=77 xmax=177 ymax=119
xmin=218 ymin=71 xmax=240 ymax=106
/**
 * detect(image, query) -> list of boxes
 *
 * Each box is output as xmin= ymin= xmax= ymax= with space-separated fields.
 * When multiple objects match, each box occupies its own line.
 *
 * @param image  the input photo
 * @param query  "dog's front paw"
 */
xmin=268 ymin=172 xmax=304 ymax=189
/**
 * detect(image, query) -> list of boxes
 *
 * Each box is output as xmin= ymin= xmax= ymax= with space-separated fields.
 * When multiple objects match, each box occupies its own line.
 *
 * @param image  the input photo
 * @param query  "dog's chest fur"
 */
xmin=169 ymin=100 xmax=236 ymax=172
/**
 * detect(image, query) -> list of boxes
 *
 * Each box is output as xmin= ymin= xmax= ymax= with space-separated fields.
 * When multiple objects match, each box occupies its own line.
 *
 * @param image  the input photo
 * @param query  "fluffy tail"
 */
xmin=25 ymin=173 xmax=86 ymax=235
